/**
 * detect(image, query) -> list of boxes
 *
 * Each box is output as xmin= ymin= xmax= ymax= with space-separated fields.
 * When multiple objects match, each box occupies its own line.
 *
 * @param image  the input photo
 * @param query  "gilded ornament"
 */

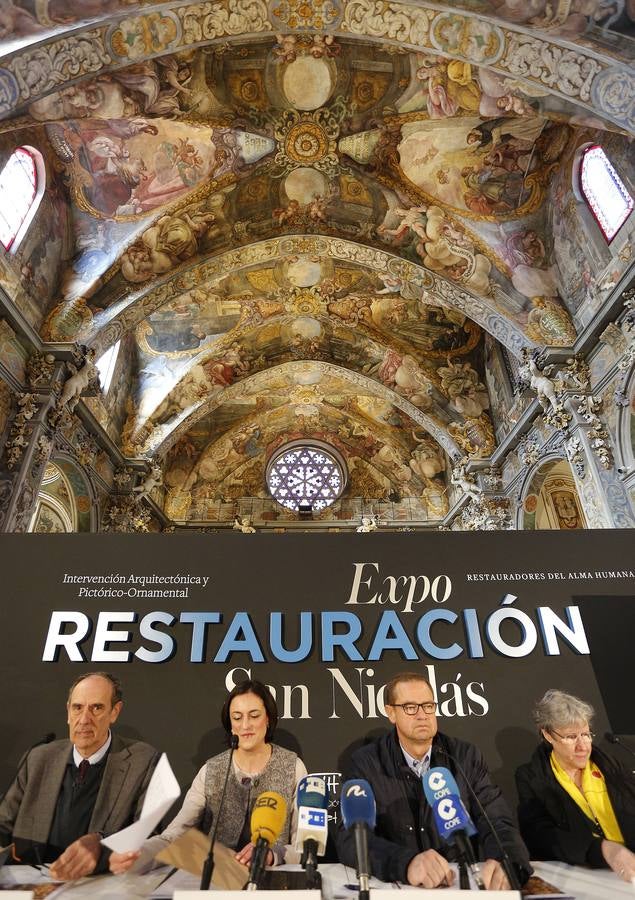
xmin=271 ymin=104 xmax=344 ymax=177
xmin=41 ymin=298 xmax=93 ymax=343
xmin=270 ymin=0 xmax=341 ymax=29
xmin=525 ymin=298 xmax=577 ymax=346
xmin=447 ymin=414 xmax=495 ymax=458
xmin=289 ymin=289 xmax=325 ymax=316
xmin=108 ymin=13 xmax=180 ymax=60
xmin=284 ymin=121 xmax=330 ymax=164
xmin=430 ymin=13 xmax=503 ymax=65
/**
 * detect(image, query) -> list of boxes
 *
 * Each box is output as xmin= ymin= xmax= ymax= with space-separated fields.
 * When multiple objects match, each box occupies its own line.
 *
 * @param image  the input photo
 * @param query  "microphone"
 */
xmin=295 ymin=775 xmax=328 ymax=887
xmin=605 ymin=732 xmax=635 ymax=761
xmin=246 ymin=791 xmax=287 ymax=890
xmin=341 ymin=779 xmax=376 ymax=900
xmin=0 ymin=733 xmax=56 ymax=804
xmin=422 ymin=767 xmax=485 ymax=890
xmin=436 ymin=747 xmax=522 ymax=891
xmin=200 ymin=733 xmax=239 ymax=890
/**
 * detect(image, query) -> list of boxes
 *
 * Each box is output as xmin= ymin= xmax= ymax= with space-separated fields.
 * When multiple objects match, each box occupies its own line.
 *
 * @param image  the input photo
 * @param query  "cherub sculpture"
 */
xmin=450 ymin=465 xmax=483 ymax=503
xmin=134 ymin=464 xmax=163 ymax=500
xmin=233 ymin=516 xmax=256 ymax=534
xmin=356 ymin=514 xmax=378 ymax=533
xmin=59 ymin=349 xmax=97 ymax=411
xmin=525 ymin=356 xmax=560 ymax=412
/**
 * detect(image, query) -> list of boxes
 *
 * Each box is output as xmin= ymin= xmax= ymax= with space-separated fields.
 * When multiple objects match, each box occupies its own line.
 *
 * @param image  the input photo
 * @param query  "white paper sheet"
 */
xmin=149 ymin=867 xmax=200 ymax=897
xmin=0 ymin=865 xmax=51 ymax=885
xmin=101 ymin=753 xmax=180 ymax=853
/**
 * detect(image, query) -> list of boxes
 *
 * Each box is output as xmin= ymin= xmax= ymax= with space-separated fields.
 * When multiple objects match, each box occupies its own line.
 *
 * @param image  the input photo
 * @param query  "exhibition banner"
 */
xmin=1 ymin=530 xmax=633 ymax=814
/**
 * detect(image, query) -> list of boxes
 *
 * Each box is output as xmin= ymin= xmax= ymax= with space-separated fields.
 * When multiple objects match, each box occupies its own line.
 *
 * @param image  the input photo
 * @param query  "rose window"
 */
xmin=266 ymin=443 xmax=345 ymax=512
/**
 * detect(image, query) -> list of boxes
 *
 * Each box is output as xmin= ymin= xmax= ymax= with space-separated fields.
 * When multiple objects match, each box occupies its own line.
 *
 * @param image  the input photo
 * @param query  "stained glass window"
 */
xmin=580 ymin=145 xmax=633 ymax=243
xmin=0 ymin=147 xmax=38 ymax=250
xmin=267 ymin=444 xmax=345 ymax=512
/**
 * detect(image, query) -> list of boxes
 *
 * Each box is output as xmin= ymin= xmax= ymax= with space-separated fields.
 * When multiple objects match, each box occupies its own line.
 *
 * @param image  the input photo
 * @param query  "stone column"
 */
xmin=558 ymin=395 xmax=634 ymax=528
xmin=0 ymin=353 xmax=65 ymax=533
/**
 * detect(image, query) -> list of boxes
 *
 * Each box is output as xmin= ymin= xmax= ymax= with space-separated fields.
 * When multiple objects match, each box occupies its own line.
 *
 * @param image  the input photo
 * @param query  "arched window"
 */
xmin=266 ymin=441 xmax=346 ymax=513
xmin=95 ymin=340 xmax=121 ymax=395
xmin=0 ymin=146 xmax=44 ymax=252
xmin=579 ymin=145 xmax=633 ymax=243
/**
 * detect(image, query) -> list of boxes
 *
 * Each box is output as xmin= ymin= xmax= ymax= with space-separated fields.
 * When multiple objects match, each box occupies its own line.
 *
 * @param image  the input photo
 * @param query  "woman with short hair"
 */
xmin=110 ymin=679 xmax=306 ymax=873
xmin=515 ymin=689 xmax=635 ymax=882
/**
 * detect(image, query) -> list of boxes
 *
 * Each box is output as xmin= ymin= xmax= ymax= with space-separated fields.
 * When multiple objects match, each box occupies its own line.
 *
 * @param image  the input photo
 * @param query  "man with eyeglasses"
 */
xmin=336 ymin=671 xmax=531 ymax=890
xmin=0 ymin=672 xmax=160 ymax=881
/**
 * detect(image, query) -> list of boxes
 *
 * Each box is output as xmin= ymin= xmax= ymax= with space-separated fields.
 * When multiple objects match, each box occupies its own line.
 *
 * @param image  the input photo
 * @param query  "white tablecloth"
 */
xmin=531 ymin=861 xmax=635 ymax=899
xmin=1 ymin=861 xmax=634 ymax=897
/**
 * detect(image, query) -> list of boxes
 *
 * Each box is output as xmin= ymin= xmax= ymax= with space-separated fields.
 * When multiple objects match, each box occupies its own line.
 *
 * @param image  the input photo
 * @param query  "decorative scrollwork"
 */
xmin=5 ymin=393 xmax=37 ymax=470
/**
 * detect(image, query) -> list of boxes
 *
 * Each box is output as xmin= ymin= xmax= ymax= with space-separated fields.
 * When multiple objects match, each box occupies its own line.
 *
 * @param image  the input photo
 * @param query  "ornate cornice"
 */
xmin=0 ymin=2 xmax=631 ymax=130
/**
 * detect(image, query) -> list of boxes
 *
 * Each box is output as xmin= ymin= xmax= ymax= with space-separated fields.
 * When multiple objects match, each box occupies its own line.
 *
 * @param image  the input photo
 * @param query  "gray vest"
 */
xmin=202 ymin=744 xmax=296 ymax=851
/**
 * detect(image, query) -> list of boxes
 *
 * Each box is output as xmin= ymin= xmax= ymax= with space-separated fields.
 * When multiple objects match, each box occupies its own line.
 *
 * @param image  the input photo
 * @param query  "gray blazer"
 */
xmin=0 ymin=733 xmax=160 ymax=848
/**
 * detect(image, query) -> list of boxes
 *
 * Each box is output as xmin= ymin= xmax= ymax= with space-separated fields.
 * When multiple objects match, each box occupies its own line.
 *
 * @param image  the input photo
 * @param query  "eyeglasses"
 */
xmin=389 ymin=702 xmax=437 ymax=716
xmin=69 ymin=703 xmax=109 ymax=717
xmin=550 ymin=729 xmax=594 ymax=745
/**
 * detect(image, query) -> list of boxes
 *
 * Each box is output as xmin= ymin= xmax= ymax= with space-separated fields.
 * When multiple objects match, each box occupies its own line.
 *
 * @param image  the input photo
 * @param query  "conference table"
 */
xmin=0 ymin=861 xmax=634 ymax=898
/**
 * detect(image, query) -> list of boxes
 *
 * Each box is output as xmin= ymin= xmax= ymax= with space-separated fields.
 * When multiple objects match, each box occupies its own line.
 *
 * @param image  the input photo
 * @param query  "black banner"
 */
xmin=1 ymin=531 xmax=634 ymax=813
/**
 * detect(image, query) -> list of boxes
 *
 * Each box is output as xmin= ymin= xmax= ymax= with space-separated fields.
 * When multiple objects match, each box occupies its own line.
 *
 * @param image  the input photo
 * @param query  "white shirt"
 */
xmin=400 ymin=743 xmax=431 ymax=778
xmin=73 ymin=730 xmax=112 ymax=767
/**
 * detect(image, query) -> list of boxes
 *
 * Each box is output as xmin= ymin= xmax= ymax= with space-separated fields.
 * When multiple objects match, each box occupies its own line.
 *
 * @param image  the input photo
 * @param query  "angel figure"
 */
xmin=522 ymin=355 xmax=560 ymax=412
xmin=59 ymin=349 xmax=97 ymax=411
xmin=273 ymin=34 xmax=298 ymax=63
xmin=357 ymin=514 xmax=378 ymax=533
xmin=451 ymin=465 xmax=483 ymax=503
xmin=379 ymin=205 xmax=428 ymax=241
xmin=233 ymin=516 xmax=256 ymax=534
xmin=134 ymin=464 xmax=163 ymax=500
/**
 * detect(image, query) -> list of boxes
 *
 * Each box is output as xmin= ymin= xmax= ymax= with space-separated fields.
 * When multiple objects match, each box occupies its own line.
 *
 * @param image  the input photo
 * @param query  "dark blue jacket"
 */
xmin=336 ymin=728 xmax=531 ymax=884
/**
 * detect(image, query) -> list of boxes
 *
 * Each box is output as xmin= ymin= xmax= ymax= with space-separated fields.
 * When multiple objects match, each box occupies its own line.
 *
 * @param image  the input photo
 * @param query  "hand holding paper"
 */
xmin=102 ymin=753 xmax=180 ymax=854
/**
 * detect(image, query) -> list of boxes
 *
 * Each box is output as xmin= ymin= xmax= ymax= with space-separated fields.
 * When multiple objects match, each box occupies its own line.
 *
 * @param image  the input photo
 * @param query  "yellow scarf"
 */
xmin=550 ymin=752 xmax=624 ymax=843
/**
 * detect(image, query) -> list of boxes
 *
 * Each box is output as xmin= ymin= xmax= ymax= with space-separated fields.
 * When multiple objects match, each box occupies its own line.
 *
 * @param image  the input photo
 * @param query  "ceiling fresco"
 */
xmin=0 ymin=2 xmax=633 ymax=524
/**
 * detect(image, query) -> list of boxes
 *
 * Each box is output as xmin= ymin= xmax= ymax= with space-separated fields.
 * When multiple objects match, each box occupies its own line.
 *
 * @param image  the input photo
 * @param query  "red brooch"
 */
xmin=592 ymin=771 xmax=602 ymax=778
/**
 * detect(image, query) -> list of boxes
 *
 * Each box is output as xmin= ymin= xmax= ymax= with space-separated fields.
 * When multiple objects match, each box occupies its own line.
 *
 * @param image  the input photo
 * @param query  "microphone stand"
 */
xmin=451 ymin=831 xmax=486 ymax=891
xmin=437 ymin=747 xmax=521 ymax=892
xmin=200 ymin=734 xmax=239 ymax=890
xmin=353 ymin=823 xmax=370 ymax=900
xmin=458 ymin=860 xmax=470 ymax=891
xmin=300 ymin=837 xmax=320 ymax=889
xmin=246 ymin=836 xmax=270 ymax=891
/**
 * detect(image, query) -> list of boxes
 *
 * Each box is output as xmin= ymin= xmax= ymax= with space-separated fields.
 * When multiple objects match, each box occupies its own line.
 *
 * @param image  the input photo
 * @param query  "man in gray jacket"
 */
xmin=0 ymin=672 xmax=160 ymax=880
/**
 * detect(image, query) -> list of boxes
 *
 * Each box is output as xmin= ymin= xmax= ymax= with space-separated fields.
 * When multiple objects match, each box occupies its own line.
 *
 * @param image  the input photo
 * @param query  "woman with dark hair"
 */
xmin=516 ymin=690 xmax=635 ymax=882
xmin=110 ymin=680 xmax=307 ymax=873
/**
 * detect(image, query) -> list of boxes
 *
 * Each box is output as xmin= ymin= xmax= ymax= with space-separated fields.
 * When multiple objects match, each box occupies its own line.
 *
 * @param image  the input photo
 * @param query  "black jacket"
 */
xmin=336 ymin=728 xmax=532 ymax=884
xmin=516 ymin=742 xmax=635 ymax=868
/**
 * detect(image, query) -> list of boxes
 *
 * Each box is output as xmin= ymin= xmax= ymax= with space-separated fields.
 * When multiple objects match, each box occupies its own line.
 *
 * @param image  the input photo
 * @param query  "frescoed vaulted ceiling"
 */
xmin=0 ymin=1 xmax=633 ymax=525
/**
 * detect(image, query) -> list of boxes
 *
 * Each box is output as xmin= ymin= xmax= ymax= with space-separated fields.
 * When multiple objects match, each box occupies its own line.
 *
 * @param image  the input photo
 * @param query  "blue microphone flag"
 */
xmin=297 ymin=775 xmax=328 ymax=810
xmin=341 ymin=779 xmax=376 ymax=830
xmin=422 ymin=767 xmax=477 ymax=839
